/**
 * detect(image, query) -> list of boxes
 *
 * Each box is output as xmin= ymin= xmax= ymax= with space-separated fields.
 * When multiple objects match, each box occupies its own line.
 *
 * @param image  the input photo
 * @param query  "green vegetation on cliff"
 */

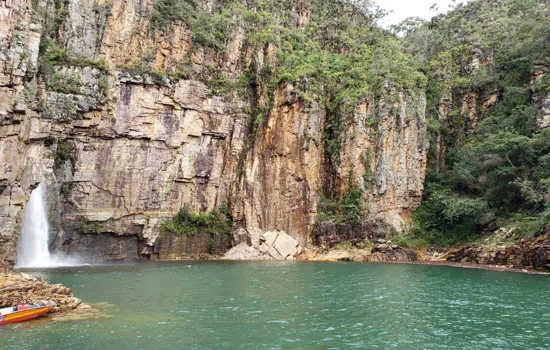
xmin=161 ymin=207 xmax=232 ymax=236
xmin=403 ymin=0 xmax=550 ymax=245
xmin=318 ymin=175 xmax=364 ymax=226
xmin=38 ymin=0 xmax=550 ymax=248
xmin=147 ymin=0 xmax=427 ymax=210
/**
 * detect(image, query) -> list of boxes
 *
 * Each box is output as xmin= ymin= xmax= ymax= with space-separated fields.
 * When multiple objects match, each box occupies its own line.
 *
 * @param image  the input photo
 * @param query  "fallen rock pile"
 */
xmin=223 ymin=243 xmax=269 ymax=260
xmin=352 ymin=239 xmax=418 ymax=262
xmin=0 ymin=272 xmax=90 ymax=313
xmin=223 ymin=230 xmax=303 ymax=260
xmin=372 ymin=238 xmax=402 ymax=253
xmin=259 ymin=231 xmax=303 ymax=259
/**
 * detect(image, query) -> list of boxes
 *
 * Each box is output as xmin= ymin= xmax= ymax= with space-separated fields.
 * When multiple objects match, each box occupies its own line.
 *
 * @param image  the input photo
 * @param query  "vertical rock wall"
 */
xmin=0 ymin=0 xmax=44 ymax=263
xmin=344 ymin=87 xmax=428 ymax=232
xmin=240 ymin=84 xmax=325 ymax=246
xmin=0 ymin=0 xmax=429 ymax=265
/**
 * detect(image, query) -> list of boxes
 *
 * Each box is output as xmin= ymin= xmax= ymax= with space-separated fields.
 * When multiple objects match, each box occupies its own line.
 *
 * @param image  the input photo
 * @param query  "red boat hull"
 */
xmin=0 ymin=306 xmax=54 ymax=326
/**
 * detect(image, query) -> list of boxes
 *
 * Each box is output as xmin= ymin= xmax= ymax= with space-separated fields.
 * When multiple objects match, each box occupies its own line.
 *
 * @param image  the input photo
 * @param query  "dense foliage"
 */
xmin=403 ymin=0 xmax=550 ymax=245
xmin=317 ymin=183 xmax=363 ymax=225
xmin=161 ymin=207 xmax=232 ymax=236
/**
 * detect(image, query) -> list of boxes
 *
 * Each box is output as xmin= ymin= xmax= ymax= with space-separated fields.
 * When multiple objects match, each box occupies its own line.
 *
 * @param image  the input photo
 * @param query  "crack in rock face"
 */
xmin=0 ymin=0 xmax=430 ymax=265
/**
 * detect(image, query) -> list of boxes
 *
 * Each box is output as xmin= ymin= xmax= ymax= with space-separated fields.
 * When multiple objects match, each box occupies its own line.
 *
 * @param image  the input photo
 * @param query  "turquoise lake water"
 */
xmin=2 ymin=261 xmax=550 ymax=349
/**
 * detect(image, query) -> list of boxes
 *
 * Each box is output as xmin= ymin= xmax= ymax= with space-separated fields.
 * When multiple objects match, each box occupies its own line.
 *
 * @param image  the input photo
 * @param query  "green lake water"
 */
xmin=2 ymin=261 xmax=550 ymax=349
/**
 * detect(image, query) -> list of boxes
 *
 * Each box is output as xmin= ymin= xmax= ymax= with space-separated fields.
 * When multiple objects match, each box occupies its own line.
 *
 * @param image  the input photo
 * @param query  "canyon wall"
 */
xmin=0 ymin=0 xmax=428 ymax=265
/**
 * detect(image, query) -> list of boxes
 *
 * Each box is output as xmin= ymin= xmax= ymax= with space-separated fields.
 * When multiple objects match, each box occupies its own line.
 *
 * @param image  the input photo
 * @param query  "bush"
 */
xmin=503 ymin=210 xmax=550 ymax=239
xmin=191 ymin=10 xmax=235 ymax=50
xmin=317 ymin=183 xmax=364 ymax=226
xmin=161 ymin=207 xmax=232 ymax=236
xmin=341 ymin=186 xmax=363 ymax=225
xmin=391 ymin=235 xmax=429 ymax=249
xmin=150 ymin=0 xmax=197 ymax=31
xmin=78 ymin=217 xmax=101 ymax=234
xmin=40 ymin=38 xmax=109 ymax=73
xmin=411 ymin=191 xmax=488 ymax=246
xmin=119 ymin=62 xmax=166 ymax=85
xmin=316 ymin=195 xmax=341 ymax=222
xmin=54 ymin=140 xmax=77 ymax=170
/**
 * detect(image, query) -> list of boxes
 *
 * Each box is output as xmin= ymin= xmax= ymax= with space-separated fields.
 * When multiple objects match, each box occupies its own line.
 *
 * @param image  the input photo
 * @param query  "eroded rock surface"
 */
xmin=355 ymin=249 xmax=418 ymax=263
xmin=0 ymin=272 xmax=89 ymax=313
xmin=0 ymin=0 xmax=428 ymax=265
xmin=445 ymin=234 xmax=550 ymax=271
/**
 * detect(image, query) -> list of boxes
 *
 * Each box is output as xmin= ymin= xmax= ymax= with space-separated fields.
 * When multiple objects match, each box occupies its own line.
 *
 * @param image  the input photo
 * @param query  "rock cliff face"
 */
xmin=0 ymin=0 xmax=428 ymax=265
xmin=430 ymin=49 xmax=499 ymax=171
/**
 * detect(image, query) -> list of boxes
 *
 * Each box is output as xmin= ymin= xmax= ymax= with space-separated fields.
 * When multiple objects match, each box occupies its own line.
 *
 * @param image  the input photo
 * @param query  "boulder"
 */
xmin=223 ymin=231 xmax=303 ymax=260
xmin=259 ymin=231 xmax=303 ymax=260
xmin=262 ymin=231 xmax=279 ymax=248
xmin=222 ymin=243 xmax=268 ymax=260
xmin=373 ymin=244 xmax=392 ymax=253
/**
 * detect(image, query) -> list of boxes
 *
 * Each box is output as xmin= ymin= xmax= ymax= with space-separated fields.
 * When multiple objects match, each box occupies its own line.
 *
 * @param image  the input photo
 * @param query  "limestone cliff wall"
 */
xmin=0 ymin=0 xmax=428 ymax=264
xmin=1 ymin=0 xmax=45 ymax=264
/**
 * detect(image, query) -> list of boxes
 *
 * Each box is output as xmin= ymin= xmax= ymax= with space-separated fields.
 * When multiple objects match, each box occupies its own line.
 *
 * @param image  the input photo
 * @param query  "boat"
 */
xmin=0 ymin=302 xmax=56 ymax=326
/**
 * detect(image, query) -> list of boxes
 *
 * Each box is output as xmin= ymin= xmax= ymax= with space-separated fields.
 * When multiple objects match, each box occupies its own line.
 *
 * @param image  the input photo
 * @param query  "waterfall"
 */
xmin=15 ymin=183 xmax=51 ymax=268
xmin=15 ymin=183 xmax=84 ymax=268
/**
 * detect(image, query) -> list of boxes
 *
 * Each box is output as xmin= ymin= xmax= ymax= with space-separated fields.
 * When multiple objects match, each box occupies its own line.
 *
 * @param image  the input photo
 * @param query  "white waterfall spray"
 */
xmin=15 ymin=182 xmax=84 ymax=268
xmin=15 ymin=183 xmax=51 ymax=268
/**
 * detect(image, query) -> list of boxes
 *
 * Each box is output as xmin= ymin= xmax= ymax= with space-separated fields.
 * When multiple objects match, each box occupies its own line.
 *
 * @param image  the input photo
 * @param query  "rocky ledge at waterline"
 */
xmin=444 ymin=233 xmax=550 ymax=272
xmin=0 ymin=272 xmax=90 ymax=314
xmin=297 ymin=238 xmax=419 ymax=263
xmin=223 ymin=231 xmax=419 ymax=262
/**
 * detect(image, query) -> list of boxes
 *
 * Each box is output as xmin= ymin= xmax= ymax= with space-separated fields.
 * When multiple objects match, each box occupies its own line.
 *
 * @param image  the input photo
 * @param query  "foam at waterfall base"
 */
xmin=15 ymin=253 xmax=90 ymax=269
xmin=15 ymin=183 xmax=89 ymax=269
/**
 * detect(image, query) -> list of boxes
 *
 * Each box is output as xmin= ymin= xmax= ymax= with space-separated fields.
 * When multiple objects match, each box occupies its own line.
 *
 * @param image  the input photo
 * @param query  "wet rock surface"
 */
xmin=0 ymin=272 xmax=89 ymax=313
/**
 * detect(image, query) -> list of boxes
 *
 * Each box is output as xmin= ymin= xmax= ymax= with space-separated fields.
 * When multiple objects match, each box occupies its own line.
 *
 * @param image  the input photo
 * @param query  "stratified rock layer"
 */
xmin=0 ymin=0 xmax=428 ymax=265
xmin=445 ymin=234 xmax=550 ymax=271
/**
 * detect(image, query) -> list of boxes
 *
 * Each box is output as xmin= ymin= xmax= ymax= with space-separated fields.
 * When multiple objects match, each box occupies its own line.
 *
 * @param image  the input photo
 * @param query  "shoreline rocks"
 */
xmin=298 ymin=240 xmax=419 ymax=263
xmin=0 ymin=272 xmax=90 ymax=314
xmin=354 ymin=248 xmax=418 ymax=262
xmin=444 ymin=234 xmax=550 ymax=272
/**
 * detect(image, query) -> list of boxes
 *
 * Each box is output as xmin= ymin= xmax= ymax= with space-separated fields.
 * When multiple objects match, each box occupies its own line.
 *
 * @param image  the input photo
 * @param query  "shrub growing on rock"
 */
xmin=161 ymin=207 xmax=232 ymax=236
